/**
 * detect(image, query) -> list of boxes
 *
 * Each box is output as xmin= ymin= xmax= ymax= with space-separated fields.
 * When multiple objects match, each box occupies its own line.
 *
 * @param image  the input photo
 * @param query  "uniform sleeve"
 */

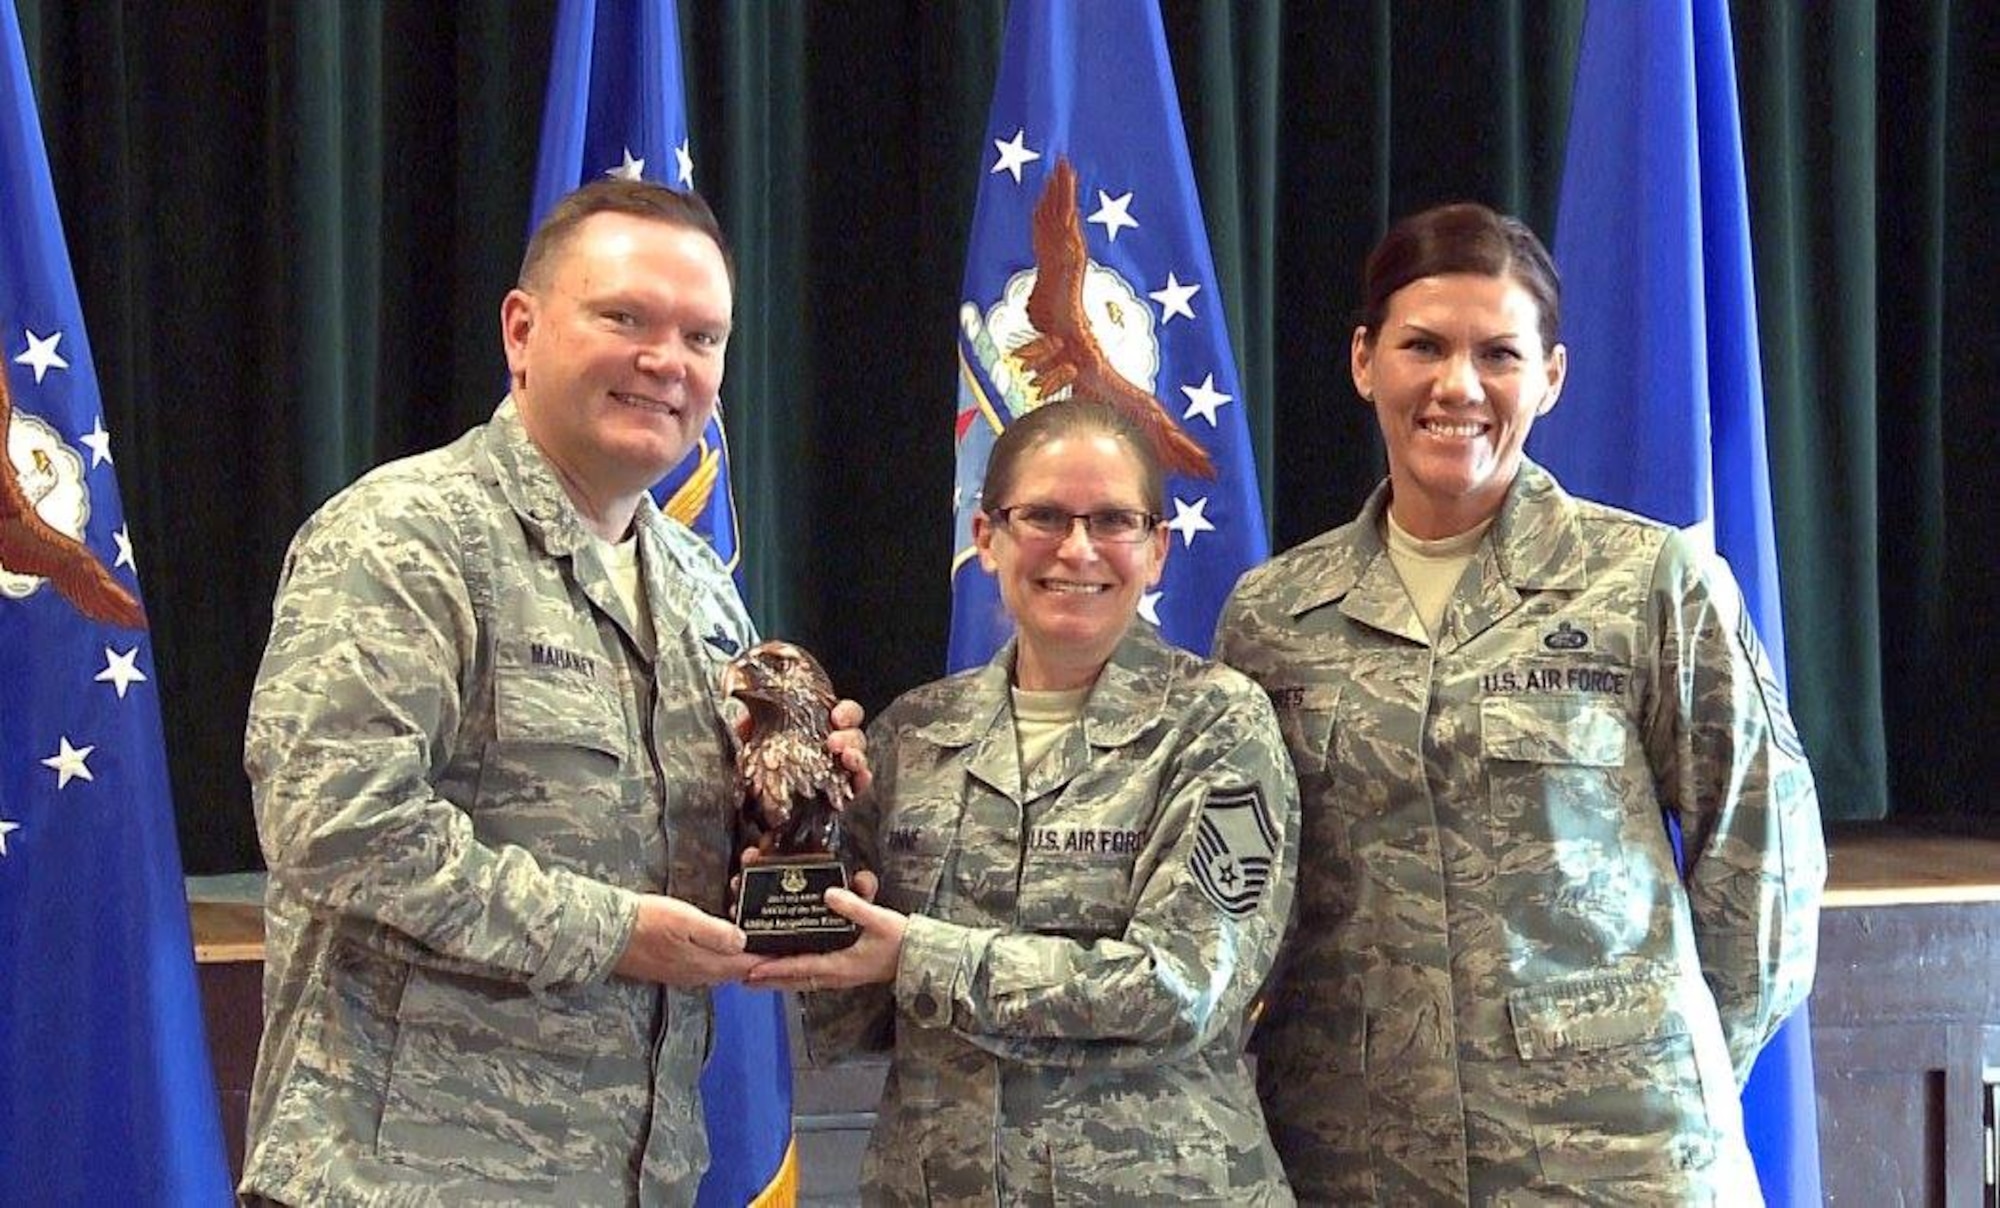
xmin=245 ymin=488 xmax=639 ymax=993
xmin=799 ymin=713 xmax=899 ymax=1062
xmin=892 ymin=685 xmax=1300 ymax=1070
xmin=1644 ymin=535 xmax=1827 ymax=1081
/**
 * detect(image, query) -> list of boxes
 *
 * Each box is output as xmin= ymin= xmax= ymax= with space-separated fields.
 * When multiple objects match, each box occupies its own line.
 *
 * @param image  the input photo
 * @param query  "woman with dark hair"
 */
xmin=752 ymin=398 xmax=1299 ymax=1205
xmin=1215 ymin=203 xmax=1825 ymax=1204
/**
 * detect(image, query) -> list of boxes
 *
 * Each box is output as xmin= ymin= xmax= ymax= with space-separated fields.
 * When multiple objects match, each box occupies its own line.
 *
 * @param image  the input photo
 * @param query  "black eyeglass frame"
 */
xmin=985 ymin=504 xmax=1164 ymax=545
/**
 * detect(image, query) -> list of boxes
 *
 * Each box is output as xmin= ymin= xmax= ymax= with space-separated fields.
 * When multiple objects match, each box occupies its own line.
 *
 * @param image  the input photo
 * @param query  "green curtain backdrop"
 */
xmin=14 ymin=0 xmax=1991 ymax=873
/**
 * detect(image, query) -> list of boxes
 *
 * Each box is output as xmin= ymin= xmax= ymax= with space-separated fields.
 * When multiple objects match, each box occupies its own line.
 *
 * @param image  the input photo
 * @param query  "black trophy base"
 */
xmin=735 ymin=854 xmax=859 ymax=955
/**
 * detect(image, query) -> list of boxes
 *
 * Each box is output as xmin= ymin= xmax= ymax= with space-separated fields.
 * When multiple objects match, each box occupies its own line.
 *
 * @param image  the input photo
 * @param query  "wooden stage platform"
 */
xmin=191 ymin=823 xmax=2000 ymax=1204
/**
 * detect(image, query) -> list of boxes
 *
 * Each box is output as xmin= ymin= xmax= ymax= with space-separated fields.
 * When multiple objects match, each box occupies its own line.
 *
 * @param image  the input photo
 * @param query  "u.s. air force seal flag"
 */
xmin=1191 ymin=785 xmax=1277 ymax=918
xmin=946 ymin=0 xmax=1268 ymax=673
xmin=0 ymin=2 xmax=232 ymax=1197
xmin=529 ymin=4 xmax=792 ymax=1204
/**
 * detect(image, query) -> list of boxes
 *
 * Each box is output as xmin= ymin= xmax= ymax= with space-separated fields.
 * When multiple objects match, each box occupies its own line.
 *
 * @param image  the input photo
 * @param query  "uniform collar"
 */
xmin=918 ymin=627 xmax=1176 ymax=805
xmin=483 ymin=395 xmax=597 ymax=560
xmin=1288 ymin=458 xmax=1588 ymax=625
xmin=907 ymin=626 xmax=1177 ymax=752
xmin=480 ymin=396 xmax=696 ymax=648
xmin=1487 ymin=460 xmax=1590 ymax=593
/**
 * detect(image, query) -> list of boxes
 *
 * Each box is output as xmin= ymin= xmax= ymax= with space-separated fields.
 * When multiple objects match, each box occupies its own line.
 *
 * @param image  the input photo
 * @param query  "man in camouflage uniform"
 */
xmin=1215 ymin=461 xmax=1826 ymax=1204
xmin=790 ymin=625 xmax=1300 ymax=1206
xmin=241 ymin=181 xmax=818 ymax=1205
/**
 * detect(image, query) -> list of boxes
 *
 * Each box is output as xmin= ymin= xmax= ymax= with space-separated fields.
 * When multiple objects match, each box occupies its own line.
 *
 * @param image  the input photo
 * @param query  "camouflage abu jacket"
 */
xmin=804 ymin=626 xmax=1300 ymax=1206
xmin=242 ymin=398 xmax=751 ymax=1207
xmin=1214 ymin=461 xmax=1825 ymax=1206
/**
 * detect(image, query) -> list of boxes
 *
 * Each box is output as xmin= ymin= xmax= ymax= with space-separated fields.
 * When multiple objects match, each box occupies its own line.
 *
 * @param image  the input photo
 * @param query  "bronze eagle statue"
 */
xmin=720 ymin=640 xmax=854 ymax=857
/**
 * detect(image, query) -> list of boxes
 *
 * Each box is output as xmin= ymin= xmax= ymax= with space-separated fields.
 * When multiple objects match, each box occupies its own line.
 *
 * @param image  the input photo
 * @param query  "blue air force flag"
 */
xmin=1530 ymin=1 xmax=1820 ymax=1202
xmin=0 ymin=2 xmax=232 ymax=1201
xmin=531 ymin=3 xmax=795 ymax=1205
xmin=948 ymin=0 xmax=1268 ymax=672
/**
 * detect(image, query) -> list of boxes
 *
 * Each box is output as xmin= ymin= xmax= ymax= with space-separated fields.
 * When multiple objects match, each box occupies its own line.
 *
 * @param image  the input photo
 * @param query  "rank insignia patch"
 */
xmin=1191 ymin=785 xmax=1277 ymax=918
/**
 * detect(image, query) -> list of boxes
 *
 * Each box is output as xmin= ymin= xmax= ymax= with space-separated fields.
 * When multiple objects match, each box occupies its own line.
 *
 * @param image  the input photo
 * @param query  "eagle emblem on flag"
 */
xmin=0 ymin=367 xmax=143 ymax=629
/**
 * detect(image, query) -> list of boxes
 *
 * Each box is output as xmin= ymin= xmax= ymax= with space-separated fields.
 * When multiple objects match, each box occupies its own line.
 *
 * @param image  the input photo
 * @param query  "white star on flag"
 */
xmin=14 ymin=327 xmax=67 ymax=383
xmin=81 ymin=415 xmax=114 ymax=467
xmin=96 ymin=646 xmax=149 ymax=699
xmin=41 ymin=736 xmax=96 ymax=789
xmin=1148 ymin=273 xmax=1199 ymax=323
xmin=0 ymin=817 xmax=19 ymax=857
xmin=675 ymin=140 xmax=695 ymax=188
xmin=990 ymin=128 xmax=1041 ymax=183
xmin=113 ymin=524 xmax=135 ymax=571
xmin=1166 ymin=495 xmax=1216 ymax=547
xmin=608 ymin=147 xmax=646 ymax=181
xmin=1139 ymin=590 xmax=1163 ymax=625
xmin=1179 ymin=374 xmax=1235 ymax=427
xmin=1087 ymin=190 xmax=1138 ymax=242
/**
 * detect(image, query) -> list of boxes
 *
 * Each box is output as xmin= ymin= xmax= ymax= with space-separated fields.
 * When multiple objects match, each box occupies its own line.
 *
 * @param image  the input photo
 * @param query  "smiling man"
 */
xmin=504 ymin=197 xmax=733 ymax=540
xmin=239 ymin=181 xmax=859 ymax=1206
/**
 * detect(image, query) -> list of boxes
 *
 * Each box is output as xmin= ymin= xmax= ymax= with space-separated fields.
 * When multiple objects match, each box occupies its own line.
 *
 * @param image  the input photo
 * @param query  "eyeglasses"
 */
xmin=987 ymin=504 xmax=1161 ymax=545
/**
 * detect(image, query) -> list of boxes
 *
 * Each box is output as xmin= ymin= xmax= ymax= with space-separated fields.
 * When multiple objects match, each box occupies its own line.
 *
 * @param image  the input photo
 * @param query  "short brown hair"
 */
xmin=1359 ymin=202 xmax=1560 ymax=350
xmin=517 ymin=178 xmax=733 ymax=292
xmin=981 ymin=398 xmax=1166 ymax=516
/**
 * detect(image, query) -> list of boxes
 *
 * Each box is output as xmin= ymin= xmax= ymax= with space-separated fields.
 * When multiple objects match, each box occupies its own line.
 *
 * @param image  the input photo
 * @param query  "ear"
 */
xmin=501 ymin=289 xmax=537 ymax=388
xmin=1538 ymin=342 xmax=1568 ymax=416
xmin=1350 ymin=326 xmax=1376 ymax=404
xmin=972 ymin=509 xmax=1000 ymax=573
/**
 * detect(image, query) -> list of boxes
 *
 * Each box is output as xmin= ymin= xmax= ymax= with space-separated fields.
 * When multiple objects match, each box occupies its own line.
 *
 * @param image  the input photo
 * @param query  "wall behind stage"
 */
xmin=15 ymin=1 xmax=1994 ymax=873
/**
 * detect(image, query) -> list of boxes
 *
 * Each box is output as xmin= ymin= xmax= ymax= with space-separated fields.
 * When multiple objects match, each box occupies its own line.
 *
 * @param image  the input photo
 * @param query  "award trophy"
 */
xmin=721 ymin=640 xmax=859 ymax=955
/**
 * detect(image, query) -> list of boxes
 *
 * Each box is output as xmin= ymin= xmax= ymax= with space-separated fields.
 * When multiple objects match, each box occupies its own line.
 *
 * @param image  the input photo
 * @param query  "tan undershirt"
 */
xmin=597 ymin=532 xmax=656 ymax=652
xmin=1011 ymin=685 xmax=1090 ymax=776
xmin=1384 ymin=510 xmax=1492 ymax=638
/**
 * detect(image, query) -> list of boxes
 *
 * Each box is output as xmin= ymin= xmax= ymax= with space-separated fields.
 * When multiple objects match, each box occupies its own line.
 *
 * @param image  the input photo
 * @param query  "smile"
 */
xmin=1037 ymin=579 xmax=1111 ymax=595
xmin=1419 ymin=417 xmax=1488 ymax=438
xmin=612 ymin=391 xmax=680 ymax=416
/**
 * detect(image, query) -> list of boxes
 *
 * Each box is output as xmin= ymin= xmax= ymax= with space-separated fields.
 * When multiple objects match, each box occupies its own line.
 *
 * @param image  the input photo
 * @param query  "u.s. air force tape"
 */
xmin=1190 ymin=784 xmax=1277 ymax=918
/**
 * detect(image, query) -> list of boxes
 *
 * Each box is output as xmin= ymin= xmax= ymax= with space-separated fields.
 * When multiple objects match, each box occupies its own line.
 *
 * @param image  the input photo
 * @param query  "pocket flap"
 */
xmin=1481 ymin=695 xmax=1627 ymax=767
xmin=398 ymin=966 xmax=635 ymax=1057
xmin=493 ymin=651 xmax=625 ymax=760
xmin=1507 ymin=969 xmax=1687 ymax=1060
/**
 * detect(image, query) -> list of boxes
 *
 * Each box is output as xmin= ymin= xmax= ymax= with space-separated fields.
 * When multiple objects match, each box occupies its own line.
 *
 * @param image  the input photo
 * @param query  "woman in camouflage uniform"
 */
xmin=1213 ymin=204 xmax=1825 ymax=1205
xmin=750 ymin=399 xmax=1299 ymax=1205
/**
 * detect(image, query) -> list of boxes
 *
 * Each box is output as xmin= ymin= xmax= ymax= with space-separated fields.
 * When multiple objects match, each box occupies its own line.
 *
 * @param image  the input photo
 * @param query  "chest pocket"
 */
xmin=874 ymin=802 xmax=951 ymax=917
xmin=1480 ymin=694 xmax=1628 ymax=767
xmin=480 ymin=647 xmax=632 ymax=854
xmin=492 ymin=644 xmax=628 ymax=761
xmin=1268 ymin=681 xmax=1339 ymax=775
xmin=1016 ymin=786 xmax=1148 ymax=938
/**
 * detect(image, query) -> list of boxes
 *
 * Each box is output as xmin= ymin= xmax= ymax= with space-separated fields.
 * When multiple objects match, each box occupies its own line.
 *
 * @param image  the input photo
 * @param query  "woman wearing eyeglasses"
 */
xmin=748 ymin=398 xmax=1299 ymax=1205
